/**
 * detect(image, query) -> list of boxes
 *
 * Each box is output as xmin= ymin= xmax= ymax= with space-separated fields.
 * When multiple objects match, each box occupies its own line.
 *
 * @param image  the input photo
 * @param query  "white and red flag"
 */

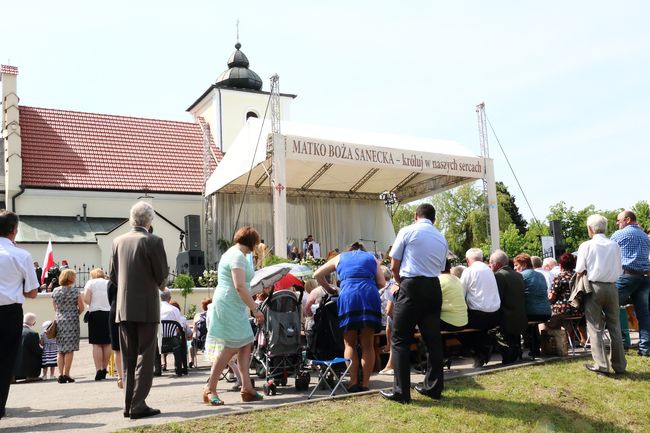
xmin=41 ymin=239 xmax=54 ymax=284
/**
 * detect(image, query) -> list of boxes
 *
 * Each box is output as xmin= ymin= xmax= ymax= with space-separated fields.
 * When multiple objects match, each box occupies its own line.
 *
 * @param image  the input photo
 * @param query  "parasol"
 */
xmin=249 ymin=264 xmax=291 ymax=296
xmin=287 ymin=263 xmax=314 ymax=278
xmin=274 ymin=273 xmax=305 ymax=291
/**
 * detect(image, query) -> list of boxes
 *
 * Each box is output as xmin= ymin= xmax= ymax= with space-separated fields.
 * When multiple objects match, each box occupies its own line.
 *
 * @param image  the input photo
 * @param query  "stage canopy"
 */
xmin=204 ymin=118 xmax=496 ymax=263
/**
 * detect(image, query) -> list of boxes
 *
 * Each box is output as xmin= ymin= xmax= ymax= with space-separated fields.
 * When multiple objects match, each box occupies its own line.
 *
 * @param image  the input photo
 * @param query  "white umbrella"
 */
xmin=249 ymin=264 xmax=291 ymax=296
xmin=287 ymin=263 xmax=314 ymax=278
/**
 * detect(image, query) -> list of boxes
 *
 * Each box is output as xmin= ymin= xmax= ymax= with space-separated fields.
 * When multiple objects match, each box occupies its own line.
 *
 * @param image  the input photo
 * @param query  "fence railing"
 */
xmin=66 ymin=264 xmax=182 ymax=290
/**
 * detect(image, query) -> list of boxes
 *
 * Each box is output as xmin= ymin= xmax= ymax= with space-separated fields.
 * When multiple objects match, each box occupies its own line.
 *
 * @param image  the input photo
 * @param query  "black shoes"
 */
xmin=379 ymin=389 xmax=411 ymax=404
xmin=57 ymin=375 xmax=75 ymax=383
xmin=414 ymin=385 xmax=441 ymax=400
xmin=584 ymin=364 xmax=611 ymax=376
xmin=95 ymin=369 xmax=108 ymax=381
xmin=130 ymin=407 xmax=161 ymax=420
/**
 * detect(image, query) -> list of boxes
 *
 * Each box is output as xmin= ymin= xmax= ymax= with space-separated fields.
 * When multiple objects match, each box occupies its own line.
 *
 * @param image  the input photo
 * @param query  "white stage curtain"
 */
xmin=208 ymin=193 xmax=396 ymax=262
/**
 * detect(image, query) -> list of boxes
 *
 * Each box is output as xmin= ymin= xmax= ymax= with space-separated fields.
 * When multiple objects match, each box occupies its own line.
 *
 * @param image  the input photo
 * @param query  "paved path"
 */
xmin=1 ymin=338 xmax=598 ymax=433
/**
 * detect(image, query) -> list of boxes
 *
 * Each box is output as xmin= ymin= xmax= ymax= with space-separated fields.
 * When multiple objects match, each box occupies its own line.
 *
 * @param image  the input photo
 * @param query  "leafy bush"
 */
xmin=217 ymin=238 xmax=234 ymax=253
xmin=198 ymin=269 xmax=218 ymax=287
xmin=263 ymin=254 xmax=292 ymax=267
xmin=185 ymin=304 xmax=197 ymax=320
xmin=301 ymin=257 xmax=326 ymax=269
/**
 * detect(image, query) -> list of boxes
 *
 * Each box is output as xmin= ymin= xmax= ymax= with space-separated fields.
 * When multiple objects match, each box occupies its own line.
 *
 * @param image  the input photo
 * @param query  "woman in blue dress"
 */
xmin=314 ymin=242 xmax=385 ymax=392
xmin=203 ymin=226 xmax=265 ymax=405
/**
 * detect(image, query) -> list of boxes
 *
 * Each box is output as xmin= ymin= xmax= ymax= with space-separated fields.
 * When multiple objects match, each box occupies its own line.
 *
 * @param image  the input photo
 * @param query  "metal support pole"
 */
xmin=271 ymin=133 xmax=288 ymax=258
xmin=485 ymin=158 xmax=500 ymax=253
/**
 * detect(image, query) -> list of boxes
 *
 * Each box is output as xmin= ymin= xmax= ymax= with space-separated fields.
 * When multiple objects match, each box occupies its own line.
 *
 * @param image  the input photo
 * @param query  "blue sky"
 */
xmin=3 ymin=1 xmax=648 ymax=223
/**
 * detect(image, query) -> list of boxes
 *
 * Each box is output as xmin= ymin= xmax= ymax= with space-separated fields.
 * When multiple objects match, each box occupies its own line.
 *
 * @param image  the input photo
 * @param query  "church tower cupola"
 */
xmin=214 ymin=43 xmax=263 ymax=91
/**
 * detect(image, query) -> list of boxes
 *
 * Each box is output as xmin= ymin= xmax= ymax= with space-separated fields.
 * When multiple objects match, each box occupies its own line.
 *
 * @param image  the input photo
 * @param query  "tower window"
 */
xmin=246 ymin=111 xmax=258 ymax=120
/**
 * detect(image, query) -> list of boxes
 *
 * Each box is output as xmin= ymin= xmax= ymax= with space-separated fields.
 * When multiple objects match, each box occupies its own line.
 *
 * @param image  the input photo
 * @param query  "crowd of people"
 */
xmin=1 ymin=202 xmax=649 ymax=421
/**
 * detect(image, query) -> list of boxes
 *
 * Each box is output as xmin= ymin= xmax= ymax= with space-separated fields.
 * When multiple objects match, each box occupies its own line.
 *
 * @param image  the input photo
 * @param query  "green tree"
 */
xmin=496 ymin=182 xmax=527 ymax=234
xmin=632 ymin=200 xmax=650 ymax=230
xmin=500 ymin=223 xmax=526 ymax=257
xmin=546 ymin=202 xmax=623 ymax=252
xmin=431 ymin=182 xmax=513 ymax=257
xmin=172 ymin=273 xmax=195 ymax=314
xmin=391 ymin=203 xmax=416 ymax=233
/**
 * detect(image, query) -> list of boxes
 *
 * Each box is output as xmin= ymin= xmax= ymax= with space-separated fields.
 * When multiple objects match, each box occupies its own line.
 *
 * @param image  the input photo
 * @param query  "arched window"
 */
xmin=246 ymin=111 xmax=258 ymax=120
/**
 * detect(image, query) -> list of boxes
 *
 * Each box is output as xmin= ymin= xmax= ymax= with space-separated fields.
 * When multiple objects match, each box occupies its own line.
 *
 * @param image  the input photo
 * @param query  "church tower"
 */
xmin=187 ymin=42 xmax=296 ymax=153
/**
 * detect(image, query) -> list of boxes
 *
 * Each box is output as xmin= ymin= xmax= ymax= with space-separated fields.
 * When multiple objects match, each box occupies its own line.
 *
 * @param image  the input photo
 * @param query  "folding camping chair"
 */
xmin=307 ymin=357 xmax=351 ymax=399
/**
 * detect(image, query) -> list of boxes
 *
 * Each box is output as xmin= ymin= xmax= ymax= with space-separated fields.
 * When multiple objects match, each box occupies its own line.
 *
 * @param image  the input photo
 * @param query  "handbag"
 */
xmin=45 ymin=320 xmax=58 ymax=339
xmin=540 ymin=328 xmax=569 ymax=356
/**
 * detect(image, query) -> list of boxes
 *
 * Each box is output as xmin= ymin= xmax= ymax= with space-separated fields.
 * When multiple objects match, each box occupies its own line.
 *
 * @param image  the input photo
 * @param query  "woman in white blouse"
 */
xmin=83 ymin=268 xmax=112 ymax=381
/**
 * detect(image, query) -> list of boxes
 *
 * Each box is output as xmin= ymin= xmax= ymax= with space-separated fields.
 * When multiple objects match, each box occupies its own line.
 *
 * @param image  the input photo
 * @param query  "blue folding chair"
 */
xmin=307 ymin=357 xmax=351 ymax=399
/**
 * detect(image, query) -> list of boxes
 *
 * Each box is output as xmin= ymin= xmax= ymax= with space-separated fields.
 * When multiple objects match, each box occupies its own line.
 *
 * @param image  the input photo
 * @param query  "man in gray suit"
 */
xmin=110 ymin=202 xmax=168 ymax=419
xmin=489 ymin=250 xmax=527 ymax=364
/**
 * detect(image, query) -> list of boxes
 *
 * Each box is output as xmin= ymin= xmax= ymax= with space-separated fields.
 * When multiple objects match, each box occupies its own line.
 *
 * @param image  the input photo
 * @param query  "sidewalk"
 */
xmin=1 ymin=338 xmax=600 ymax=433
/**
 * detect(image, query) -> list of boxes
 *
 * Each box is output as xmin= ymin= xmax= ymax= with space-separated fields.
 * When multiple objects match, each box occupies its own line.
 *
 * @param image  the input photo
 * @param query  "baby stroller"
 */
xmin=252 ymin=288 xmax=310 ymax=395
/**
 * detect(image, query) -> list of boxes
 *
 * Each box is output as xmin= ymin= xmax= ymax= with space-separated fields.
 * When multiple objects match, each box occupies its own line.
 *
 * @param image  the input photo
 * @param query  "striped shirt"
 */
xmin=610 ymin=224 xmax=650 ymax=271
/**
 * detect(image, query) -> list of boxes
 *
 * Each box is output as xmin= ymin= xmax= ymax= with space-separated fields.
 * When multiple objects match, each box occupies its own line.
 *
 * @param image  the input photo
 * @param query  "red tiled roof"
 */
xmin=19 ymin=106 xmax=222 ymax=193
xmin=1 ymin=64 xmax=18 ymax=75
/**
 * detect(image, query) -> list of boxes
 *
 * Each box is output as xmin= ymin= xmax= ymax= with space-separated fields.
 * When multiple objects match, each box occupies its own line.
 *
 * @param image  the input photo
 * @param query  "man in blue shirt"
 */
xmin=611 ymin=210 xmax=650 ymax=356
xmin=381 ymin=203 xmax=447 ymax=404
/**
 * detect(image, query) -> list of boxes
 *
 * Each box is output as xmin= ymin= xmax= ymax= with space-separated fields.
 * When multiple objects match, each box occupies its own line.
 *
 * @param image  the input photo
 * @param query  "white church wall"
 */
xmin=17 ymin=189 xmax=202 ymax=272
xmin=19 ymin=243 xmax=101 ymax=272
xmin=17 ymin=189 xmax=202 ymax=231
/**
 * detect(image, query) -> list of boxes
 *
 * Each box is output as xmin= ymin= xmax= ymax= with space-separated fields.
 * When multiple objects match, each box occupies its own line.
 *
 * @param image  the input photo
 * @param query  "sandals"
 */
xmin=203 ymin=388 xmax=224 ymax=406
xmin=240 ymin=389 xmax=263 ymax=402
xmin=117 ymin=377 xmax=123 ymax=389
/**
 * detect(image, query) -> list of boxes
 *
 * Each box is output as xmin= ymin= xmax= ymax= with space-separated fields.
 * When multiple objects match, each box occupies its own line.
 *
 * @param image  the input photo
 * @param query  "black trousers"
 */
xmin=457 ymin=309 xmax=501 ymax=358
xmin=0 ymin=304 xmax=23 ymax=416
xmin=391 ymin=276 xmax=443 ymax=401
xmin=119 ymin=322 xmax=158 ymax=414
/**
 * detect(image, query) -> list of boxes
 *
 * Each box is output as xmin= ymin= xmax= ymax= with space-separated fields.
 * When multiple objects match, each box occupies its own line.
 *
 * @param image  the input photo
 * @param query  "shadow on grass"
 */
xmin=408 ymin=390 xmax=632 ymax=433
xmin=615 ymin=371 xmax=650 ymax=381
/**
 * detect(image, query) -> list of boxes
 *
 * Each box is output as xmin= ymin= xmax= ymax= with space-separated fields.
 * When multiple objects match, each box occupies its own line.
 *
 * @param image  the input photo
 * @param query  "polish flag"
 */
xmin=41 ymin=240 xmax=54 ymax=284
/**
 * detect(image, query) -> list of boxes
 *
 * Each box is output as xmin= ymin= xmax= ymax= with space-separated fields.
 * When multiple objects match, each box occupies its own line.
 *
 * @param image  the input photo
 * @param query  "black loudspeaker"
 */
xmin=176 ymin=250 xmax=205 ymax=278
xmin=549 ymin=220 xmax=565 ymax=258
xmin=184 ymin=215 xmax=201 ymax=251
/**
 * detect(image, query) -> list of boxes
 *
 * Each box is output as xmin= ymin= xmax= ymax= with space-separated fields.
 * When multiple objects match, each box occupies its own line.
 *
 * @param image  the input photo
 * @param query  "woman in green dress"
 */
xmin=203 ymin=226 xmax=265 ymax=405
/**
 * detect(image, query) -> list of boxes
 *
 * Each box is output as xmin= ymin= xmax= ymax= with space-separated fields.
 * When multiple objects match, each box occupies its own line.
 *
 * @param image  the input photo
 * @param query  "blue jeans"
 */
xmin=616 ymin=274 xmax=650 ymax=354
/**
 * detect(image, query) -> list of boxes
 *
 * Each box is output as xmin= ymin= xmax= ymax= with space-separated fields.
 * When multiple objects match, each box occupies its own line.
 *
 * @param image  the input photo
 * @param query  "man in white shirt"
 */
xmin=542 ymin=257 xmax=560 ymax=277
xmin=459 ymin=248 xmax=501 ymax=367
xmin=575 ymin=214 xmax=626 ymax=375
xmin=159 ymin=288 xmax=190 ymax=376
xmin=0 ymin=210 xmax=39 ymax=419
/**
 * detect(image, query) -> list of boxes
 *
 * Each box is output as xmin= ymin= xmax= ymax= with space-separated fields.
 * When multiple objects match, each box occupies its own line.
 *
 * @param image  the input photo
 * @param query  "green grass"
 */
xmin=121 ymin=354 xmax=650 ymax=433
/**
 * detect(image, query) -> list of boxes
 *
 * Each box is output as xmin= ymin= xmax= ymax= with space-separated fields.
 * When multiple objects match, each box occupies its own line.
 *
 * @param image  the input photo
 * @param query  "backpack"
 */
xmin=306 ymin=294 xmax=344 ymax=360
